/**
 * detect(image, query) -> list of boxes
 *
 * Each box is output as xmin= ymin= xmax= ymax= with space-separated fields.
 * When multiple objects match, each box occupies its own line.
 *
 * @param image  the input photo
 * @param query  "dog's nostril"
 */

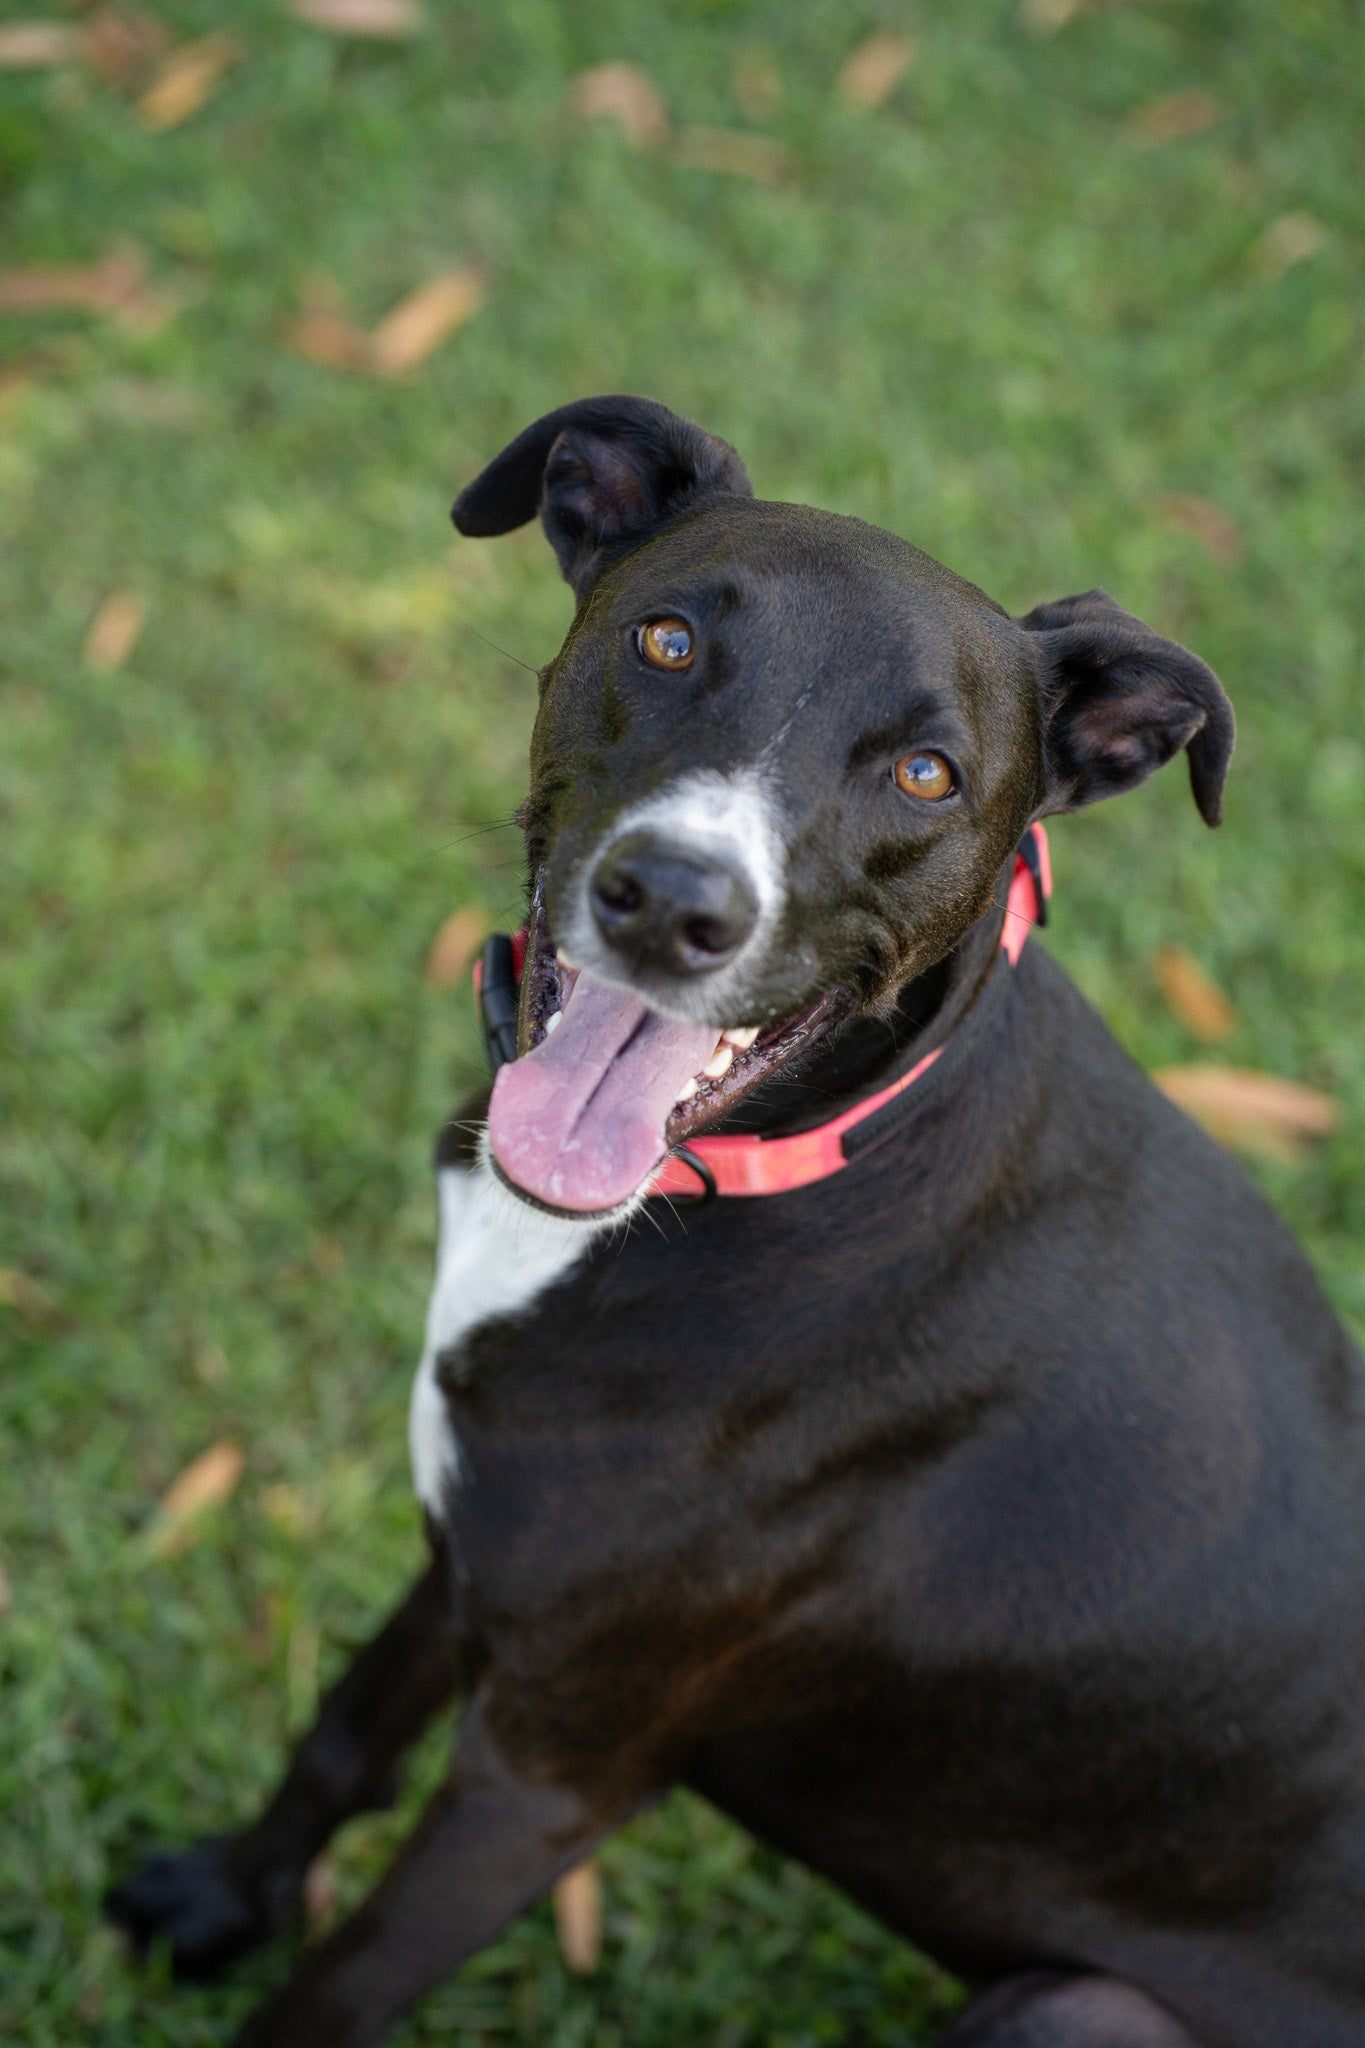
xmin=682 ymin=914 xmax=729 ymax=956
xmin=594 ymin=870 xmax=643 ymax=917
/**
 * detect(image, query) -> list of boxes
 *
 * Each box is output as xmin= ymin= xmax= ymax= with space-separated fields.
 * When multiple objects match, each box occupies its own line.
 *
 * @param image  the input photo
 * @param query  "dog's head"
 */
xmin=454 ymin=396 xmax=1234 ymax=1216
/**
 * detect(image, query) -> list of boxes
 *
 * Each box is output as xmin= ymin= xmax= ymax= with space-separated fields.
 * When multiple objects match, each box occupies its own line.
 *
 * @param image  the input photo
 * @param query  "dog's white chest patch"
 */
xmin=408 ymin=1154 xmax=607 ymax=1513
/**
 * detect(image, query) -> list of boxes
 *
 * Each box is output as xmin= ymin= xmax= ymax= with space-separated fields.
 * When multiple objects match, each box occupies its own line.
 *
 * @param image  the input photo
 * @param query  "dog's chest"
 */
xmin=408 ymin=1159 xmax=608 ymax=1513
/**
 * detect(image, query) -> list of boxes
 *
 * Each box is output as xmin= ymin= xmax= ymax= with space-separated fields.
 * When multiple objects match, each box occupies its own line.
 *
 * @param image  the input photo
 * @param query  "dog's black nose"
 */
xmin=591 ymin=831 xmax=759 ymax=976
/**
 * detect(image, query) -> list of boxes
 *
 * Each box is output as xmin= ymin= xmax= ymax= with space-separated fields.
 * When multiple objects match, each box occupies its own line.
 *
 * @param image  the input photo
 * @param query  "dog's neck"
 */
xmin=719 ymin=891 xmax=1009 ymax=1140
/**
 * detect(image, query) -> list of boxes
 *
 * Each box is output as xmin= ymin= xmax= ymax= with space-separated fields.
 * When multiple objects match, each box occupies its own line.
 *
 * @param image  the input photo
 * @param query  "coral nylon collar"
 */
xmin=477 ymin=825 xmax=1051 ymax=1205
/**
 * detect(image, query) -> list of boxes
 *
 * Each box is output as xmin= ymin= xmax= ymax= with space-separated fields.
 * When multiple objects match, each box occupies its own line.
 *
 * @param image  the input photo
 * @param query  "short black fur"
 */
xmin=112 ymin=403 xmax=1365 ymax=2048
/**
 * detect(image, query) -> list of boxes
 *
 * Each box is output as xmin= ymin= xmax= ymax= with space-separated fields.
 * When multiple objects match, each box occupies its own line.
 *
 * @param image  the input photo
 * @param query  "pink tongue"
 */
xmin=487 ymin=971 xmax=719 ymax=1213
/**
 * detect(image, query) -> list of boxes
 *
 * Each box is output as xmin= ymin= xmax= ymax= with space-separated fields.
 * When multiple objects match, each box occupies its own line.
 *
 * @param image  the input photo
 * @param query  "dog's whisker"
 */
xmin=460 ymin=622 xmax=541 ymax=675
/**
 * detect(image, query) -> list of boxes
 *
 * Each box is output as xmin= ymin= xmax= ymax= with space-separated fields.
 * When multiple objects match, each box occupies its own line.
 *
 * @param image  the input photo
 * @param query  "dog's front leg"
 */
xmin=232 ymin=1692 xmax=644 ymax=2048
xmin=110 ymin=1550 xmax=463 ymax=1975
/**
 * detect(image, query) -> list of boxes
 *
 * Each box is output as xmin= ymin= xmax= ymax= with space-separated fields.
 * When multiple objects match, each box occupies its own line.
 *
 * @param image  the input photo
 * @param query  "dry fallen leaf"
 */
xmin=81 ymin=7 xmax=169 ymax=90
xmin=0 ymin=1268 xmax=55 ymax=1323
xmin=0 ymin=357 xmax=36 ymax=410
xmin=0 ymin=241 xmax=146 ymax=316
xmin=837 ymin=31 xmax=916 ymax=111
xmin=1152 ymin=946 xmax=1237 ymax=1042
xmin=1156 ymin=1065 xmax=1338 ymax=1164
xmin=0 ymin=239 xmax=183 ymax=334
xmin=303 ymin=1853 xmax=339 ymax=1935
xmin=284 ymin=269 xmax=481 ymax=377
xmin=1157 ymin=493 xmax=1245 ymax=565
xmin=369 ymin=269 xmax=484 ymax=376
xmin=146 ymin=1440 xmax=244 ymax=1557
xmin=552 ymin=1860 xmax=602 ymax=1975
xmin=1247 ymin=211 xmax=1327 ymax=283
xmin=568 ymin=62 xmax=668 ymax=149
xmin=673 ymin=127 xmax=793 ymax=184
xmin=1020 ymin=0 xmax=1085 ymax=32
xmin=83 ymin=591 xmax=146 ymax=670
xmin=0 ymin=21 xmax=82 ymax=67
xmin=193 ymin=1341 xmax=229 ymax=1387
xmin=290 ymin=0 xmax=421 ymax=34
xmin=425 ymin=905 xmax=489 ymax=988
xmin=283 ymin=307 xmax=375 ymax=373
xmin=732 ymin=48 xmax=781 ymax=121
xmin=1125 ymin=90 xmax=1223 ymax=146
xmin=136 ymin=31 xmax=242 ymax=131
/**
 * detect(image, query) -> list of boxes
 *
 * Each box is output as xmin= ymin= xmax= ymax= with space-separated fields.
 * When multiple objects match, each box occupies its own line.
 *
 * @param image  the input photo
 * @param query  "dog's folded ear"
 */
xmin=1018 ymin=589 xmax=1235 ymax=826
xmin=452 ymin=396 xmax=752 ymax=597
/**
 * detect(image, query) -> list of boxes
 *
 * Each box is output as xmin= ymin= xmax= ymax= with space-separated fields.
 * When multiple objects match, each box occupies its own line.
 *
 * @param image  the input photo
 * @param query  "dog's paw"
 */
xmin=106 ymin=1837 xmax=301 ymax=1979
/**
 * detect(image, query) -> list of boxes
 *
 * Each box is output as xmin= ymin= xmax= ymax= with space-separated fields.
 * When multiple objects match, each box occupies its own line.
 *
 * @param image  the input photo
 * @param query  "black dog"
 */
xmin=113 ymin=398 xmax=1365 ymax=2047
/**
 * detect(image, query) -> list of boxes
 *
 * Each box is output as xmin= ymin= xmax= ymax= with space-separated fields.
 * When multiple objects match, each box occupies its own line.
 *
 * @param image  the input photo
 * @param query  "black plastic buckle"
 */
xmin=479 ymin=934 xmax=520 ymax=1073
xmin=1018 ymin=827 xmax=1048 ymax=927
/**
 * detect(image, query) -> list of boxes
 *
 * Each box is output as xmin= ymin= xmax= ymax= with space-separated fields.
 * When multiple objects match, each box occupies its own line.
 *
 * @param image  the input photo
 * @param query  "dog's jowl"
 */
xmin=112 ymin=398 xmax=1365 ymax=2048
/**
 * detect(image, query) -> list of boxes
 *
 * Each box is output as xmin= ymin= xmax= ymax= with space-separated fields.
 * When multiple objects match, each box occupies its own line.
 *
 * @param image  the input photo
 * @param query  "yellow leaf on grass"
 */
xmin=83 ymin=591 xmax=146 ymax=670
xmin=732 ymin=48 xmax=781 ymax=121
xmin=290 ymin=0 xmax=421 ymax=33
xmin=837 ymin=31 xmax=916 ymax=111
xmin=0 ymin=21 xmax=82 ymax=67
xmin=369 ymin=269 xmax=484 ymax=376
xmin=1247 ymin=212 xmax=1327 ymax=283
xmin=0 ymin=1268 xmax=55 ymax=1323
xmin=0 ymin=358 xmax=36 ymax=411
xmin=146 ymin=1440 xmax=244 ymax=1556
xmin=552 ymin=1859 xmax=602 ymax=1976
xmin=260 ymin=1482 xmax=315 ymax=1538
xmin=673 ymin=127 xmax=793 ymax=184
xmin=1156 ymin=1065 xmax=1338 ymax=1164
xmin=1020 ymin=0 xmax=1085 ymax=32
xmin=1157 ymin=493 xmax=1245 ymax=565
xmin=425 ymin=905 xmax=488 ymax=988
xmin=569 ymin=62 xmax=669 ymax=149
xmin=136 ymin=32 xmax=242 ymax=131
xmin=1152 ymin=947 xmax=1237 ymax=1042
xmin=1125 ymin=90 xmax=1223 ymax=146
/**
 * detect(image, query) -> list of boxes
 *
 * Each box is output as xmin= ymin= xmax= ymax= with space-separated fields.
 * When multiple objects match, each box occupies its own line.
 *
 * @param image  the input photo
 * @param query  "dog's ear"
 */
xmin=452 ymin=396 xmax=752 ymax=597
xmin=1018 ymin=588 xmax=1235 ymax=826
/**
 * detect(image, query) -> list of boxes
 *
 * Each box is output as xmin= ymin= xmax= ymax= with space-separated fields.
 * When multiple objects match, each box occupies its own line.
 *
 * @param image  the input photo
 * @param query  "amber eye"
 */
xmin=638 ymin=617 xmax=694 ymax=671
xmin=892 ymin=751 xmax=955 ymax=801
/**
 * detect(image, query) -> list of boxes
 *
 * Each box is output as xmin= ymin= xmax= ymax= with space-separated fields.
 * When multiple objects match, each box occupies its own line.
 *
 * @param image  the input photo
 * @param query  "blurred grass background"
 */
xmin=0 ymin=0 xmax=1362 ymax=2040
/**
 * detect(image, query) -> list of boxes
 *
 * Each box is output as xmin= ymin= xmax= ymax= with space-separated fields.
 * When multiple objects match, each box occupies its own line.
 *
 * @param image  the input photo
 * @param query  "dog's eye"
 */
xmin=892 ymin=752 xmax=955 ymax=801
xmin=637 ymin=618 xmax=694 ymax=671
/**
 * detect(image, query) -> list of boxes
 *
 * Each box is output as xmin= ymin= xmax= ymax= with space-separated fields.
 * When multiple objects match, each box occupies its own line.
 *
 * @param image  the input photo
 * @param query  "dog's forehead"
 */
xmin=605 ymin=497 xmax=1009 ymax=630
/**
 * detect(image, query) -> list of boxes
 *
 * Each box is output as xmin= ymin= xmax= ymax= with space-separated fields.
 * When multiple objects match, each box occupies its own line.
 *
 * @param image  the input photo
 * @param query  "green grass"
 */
xmin=1 ymin=0 xmax=1362 ymax=2040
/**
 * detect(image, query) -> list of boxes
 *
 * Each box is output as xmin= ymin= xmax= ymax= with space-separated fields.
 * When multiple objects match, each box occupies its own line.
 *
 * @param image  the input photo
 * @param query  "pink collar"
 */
xmin=478 ymin=826 xmax=1051 ymax=1204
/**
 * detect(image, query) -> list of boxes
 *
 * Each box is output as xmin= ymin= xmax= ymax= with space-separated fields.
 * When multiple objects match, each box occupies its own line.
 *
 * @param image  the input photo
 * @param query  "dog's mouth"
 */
xmin=486 ymin=889 xmax=843 ymax=1216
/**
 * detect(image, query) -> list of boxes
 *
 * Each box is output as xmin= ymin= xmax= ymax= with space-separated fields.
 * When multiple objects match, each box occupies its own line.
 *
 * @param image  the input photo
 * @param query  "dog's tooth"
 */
xmin=544 ymin=1010 xmax=562 ymax=1035
xmin=555 ymin=948 xmax=573 ymax=969
xmin=721 ymin=1026 xmax=760 ymax=1049
xmin=676 ymin=1075 xmax=699 ymax=1102
xmin=703 ymin=1043 xmax=734 ymax=1080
